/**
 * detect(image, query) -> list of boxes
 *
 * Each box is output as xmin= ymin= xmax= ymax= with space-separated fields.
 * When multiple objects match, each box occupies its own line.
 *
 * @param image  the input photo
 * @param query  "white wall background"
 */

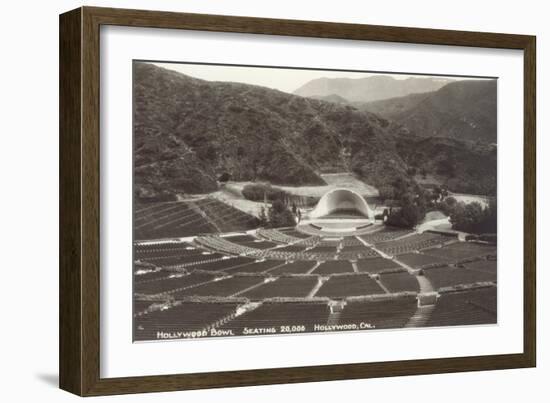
xmin=0 ymin=0 xmax=546 ymax=401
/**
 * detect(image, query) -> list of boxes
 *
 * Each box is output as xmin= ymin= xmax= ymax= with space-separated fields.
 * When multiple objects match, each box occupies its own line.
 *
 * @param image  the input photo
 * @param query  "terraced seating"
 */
xmin=135 ymin=241 xmax=197 ymax=257
xmin=339 ymin=244 xmax=368 ymax=252
xmin=299 ymin=236 xmax=322 ymax=247
xmin=341 ymin=237 xmax=363 ymax=247
xmin=224 ymin=234 xmax=257 ymax=243
xmin=138 ymin=252 xmax=224 ymax=268
xmin=190 ymin=256 xmax=255 ymax=271
xmin=359 ymin=227 xmax=414 ymax=244
xmin=217 ymin=302 xmax=330 ymax=335
xmin=315 ymin=274 xmax=384 ymax=298
xmin=313 ymin=260 xmax=354 ymax=275
xmin=133 ymin=268 xmax=171 ymax=282
xmin=279 ymin=228 xmax=312 ymax=239
xmin=134 ymin=201 xmax=217 ymax=240
xmin=266 ymin=261 xmax=317 ymax=275
xmin=307 ymin=245 xmax=337 ymax=254
xmin=375 ymin=233 xmax=456 ymax=255
xmin=276 ymin=244 xmax=308 ymax=252
xmin=338 ymin=248 xmax=380 ymax=260
xmin=195 ymin=198 xmax=258 ymax=233
xmin=422 ymin=242 xmax=497 ymax=261
xmin=240 ymin=276 xmax=319 ymax=299
xmin=171 ymin=275 xmax=265 ymax=298
xmin=228 ymin=238 xmax=279 ymax=250
xmin=425 ymin=287 xmax=497 ymax=327
xmin=356 ymin=257 xmax=403 ymax=274
xmin=223 ymin=260 xmax=285 ymax=274
xmin=134 ymin=199 xmax=258 ymax=241
xmin=339 ymin=296 xmax=418 ymax=329
xmin=194 ymin=235 xmax=257 ymax=255
xmin=461 ymin=259 xmax=497 ymax=273
xmin=134 ymin=271 xmax=218 ymax=295
xmin=422 ymin=265 xmax=497 ymax=290
xmin=257 ymin=228 xmax=303 ymax=244
xmin=379 ymin=272 xmax=420 ymax=293
xmin=134 ymin=302 xmax=241 ymax=341
xmin=394 ymin=253 xmax=448 ymax=269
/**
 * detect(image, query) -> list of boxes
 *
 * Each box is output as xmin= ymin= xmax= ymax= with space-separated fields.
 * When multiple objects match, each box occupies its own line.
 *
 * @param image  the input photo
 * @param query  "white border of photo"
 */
xmin=100 ymin=25 xmax=524 ymax=378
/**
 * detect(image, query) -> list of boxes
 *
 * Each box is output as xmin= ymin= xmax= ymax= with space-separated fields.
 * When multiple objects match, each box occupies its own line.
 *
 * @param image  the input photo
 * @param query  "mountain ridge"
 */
xmin=133 ymin=63 xmax=496 ymax=199
xmin=294 ymin=75 xmax=453 ymax=103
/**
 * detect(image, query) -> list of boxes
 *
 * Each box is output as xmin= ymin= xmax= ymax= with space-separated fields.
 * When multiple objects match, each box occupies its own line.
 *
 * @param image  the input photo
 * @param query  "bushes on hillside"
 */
xmin=385 ymin=193 xmax=427 ymax=228
xmin=448 ymin=199 xmax=497 ymax=234
xmin=267 ymin=200 xmax=296 ymax=228
xmin=384 ymin=180 xmax=433 ymax=228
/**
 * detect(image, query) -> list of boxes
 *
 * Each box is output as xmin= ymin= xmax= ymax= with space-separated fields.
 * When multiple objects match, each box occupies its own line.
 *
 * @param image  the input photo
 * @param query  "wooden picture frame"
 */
xmin=59 ymin=6 xmax=536 ymax=396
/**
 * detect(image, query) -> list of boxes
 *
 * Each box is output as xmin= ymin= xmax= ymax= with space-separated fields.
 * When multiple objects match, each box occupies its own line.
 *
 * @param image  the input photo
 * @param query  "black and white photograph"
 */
xmin=132 ymin=61 xmax=498 ymax=342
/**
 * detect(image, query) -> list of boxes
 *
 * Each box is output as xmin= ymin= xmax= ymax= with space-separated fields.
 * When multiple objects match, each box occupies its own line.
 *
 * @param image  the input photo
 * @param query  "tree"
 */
xmin=438 ymin=196 xmax=458 ymax=216
xmin=385 ymin=190 xmax=427 ymax=228
xmin=449 ymin=202 xmax=484 ymax=232
xmin=258 ymin=206 xmax=268 ymax=227
xmin=218 ymin=172 xmax=231 ymax=183
xmin=267 ymin=200 xmax=296 ymax=228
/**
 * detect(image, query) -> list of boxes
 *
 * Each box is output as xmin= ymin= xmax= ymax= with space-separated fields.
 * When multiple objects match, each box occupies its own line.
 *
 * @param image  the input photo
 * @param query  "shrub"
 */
xmin=267 ymin=200 xmax=296 ymax=228
xmin=448 ymin=198 xmax=497 ymax=234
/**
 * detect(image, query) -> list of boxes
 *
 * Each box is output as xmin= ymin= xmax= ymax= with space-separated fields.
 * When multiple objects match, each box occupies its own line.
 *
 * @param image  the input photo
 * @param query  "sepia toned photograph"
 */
xmin=132 ymin=61 xmax=497 ymax=342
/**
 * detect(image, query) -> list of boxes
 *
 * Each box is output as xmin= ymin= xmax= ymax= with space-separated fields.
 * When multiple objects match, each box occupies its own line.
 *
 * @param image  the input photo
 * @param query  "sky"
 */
xmin=150 ymin=61 xmax=460 ymax=94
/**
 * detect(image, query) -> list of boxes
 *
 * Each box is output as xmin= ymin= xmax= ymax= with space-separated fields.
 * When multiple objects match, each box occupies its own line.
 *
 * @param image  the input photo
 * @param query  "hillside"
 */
xmin=359 ymin=80 xmax=497 ymax=143
xmin=294 ymin=75 xmax=453 ymax=103
xmin=396 ymin=137 xmax=497 ymax=195
xmin=134 ymin=63 xmax=496 ymax=199
xmin=134 ymin=63 xmax=406 ymax=199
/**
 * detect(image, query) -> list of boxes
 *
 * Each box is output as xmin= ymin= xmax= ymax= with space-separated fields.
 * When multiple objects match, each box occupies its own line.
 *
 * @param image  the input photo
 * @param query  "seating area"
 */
xmin=133 ymin=218 xmax=498 ymax=340
xmin=461 ymin=258 xmax=497 ymax=274
xmin=422 ymin=242 xmax=497 ymax=261
xmin=134 ymin=271 xmax=218 ymax=295
xmin=134 ymin=198 xmax=258 ymax=240
xmin=188 ymin=256 xmax=256 ymax=271
xmin=134 ymin=201 xmax=217 ymax=240
xmin=313 ymin=260 xmax=354 ymax=275
xmin=240 ymin=276 xmax=319 ymax=299
xmin=426 ymin=286 xmax=497 ymax=327
xmin=194 ymin=235 xmax=258 ymax=256
xmin=223 ymin=260 xmax=285 ymax=274
xmin=379 ymin=272 xmax=420 ymax=293
xmin=134 ymin=301 xmax=242 ymax=341
xmin=256 ymin=228 xmax=303 ymax=244
xmin=171 ymin=275 xmax=265 ymax=298
xmin=393 ymin=252 xmax=448 ymax=269
xmin=224 ymin=234 xmax=279 ymax=250
xmin=338 ymin=248 xmax=380 ymax=260
xmin=359 ymin=228 xmax=414 ymax=244
xmin=194 ymin=198 xmax=258 ymax=233
xmin=315 ymin=274 xmax=385 ymax=298
xmin=217 ymin=302 xmax=331 ymax=335
xmin=278 ymin=228 xmax=312 ymax=239
xmin=339 ymin=296 xmax=418 ymax=329
xmin=266 ymin=261 xmax=317 ymax=275
xmin=422 ymin=265 xmax=497 ymax=290
xmin=138 ymin=251 xmax=225 ymax=268
xmin=375 ymin=233 xmax=457 ymax=255
xmin=135 ymin=241 xmax=197 ymax=257
xmin=355 ymin=257 xmax=403 ymax=274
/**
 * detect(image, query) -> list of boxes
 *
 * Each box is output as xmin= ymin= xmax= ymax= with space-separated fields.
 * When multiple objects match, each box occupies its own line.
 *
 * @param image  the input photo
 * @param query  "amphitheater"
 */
xmin=133 ymin=189 xmax=497 ymax=341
